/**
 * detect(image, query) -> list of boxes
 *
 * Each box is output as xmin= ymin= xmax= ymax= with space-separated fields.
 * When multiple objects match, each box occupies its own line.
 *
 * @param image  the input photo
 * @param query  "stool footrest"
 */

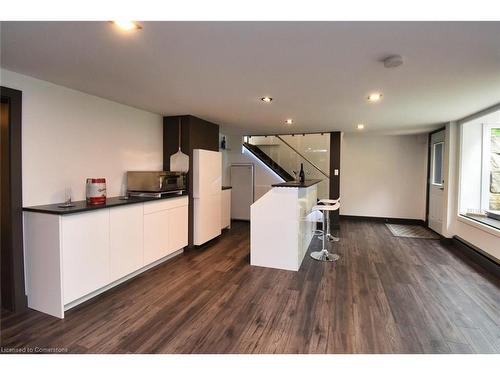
xmin=327 ymin=234 xmax=340 ymax=242
xmin=310 ymin=249 xmax=340 ymax=262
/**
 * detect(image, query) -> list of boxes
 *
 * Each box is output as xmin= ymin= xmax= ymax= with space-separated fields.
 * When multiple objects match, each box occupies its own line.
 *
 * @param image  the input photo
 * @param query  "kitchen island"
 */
xmin=250 ymin=180 xmax=320 ymax=271
xmin=23 ymin=194 xmax=188 ymax=318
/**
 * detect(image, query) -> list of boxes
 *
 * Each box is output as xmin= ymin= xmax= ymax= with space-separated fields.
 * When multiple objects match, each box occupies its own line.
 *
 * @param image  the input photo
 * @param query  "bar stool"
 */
xmin=307 ymin=209 xmax=324 ymax=237
xmin=318 ymin=198 xmax=340 ymax=242
xmin=310 ymin=202 xmax=340 ymax=262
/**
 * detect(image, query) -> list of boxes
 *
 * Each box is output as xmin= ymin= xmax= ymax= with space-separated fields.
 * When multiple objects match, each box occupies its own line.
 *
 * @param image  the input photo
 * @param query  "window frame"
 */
xmin=431 ymin=141 xmax=445 ymax=187
xmin=481 ymin=123 xmax=500 ymax=212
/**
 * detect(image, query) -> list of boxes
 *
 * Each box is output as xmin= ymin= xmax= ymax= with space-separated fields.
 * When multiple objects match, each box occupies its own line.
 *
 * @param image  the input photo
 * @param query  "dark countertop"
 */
xmin=23 ymin=192 xmax=188 ymax=215
xmin=272 ymin=179 xmax=322 ymax=188
xmin=222 ymin=186 xmax=232 ymax=190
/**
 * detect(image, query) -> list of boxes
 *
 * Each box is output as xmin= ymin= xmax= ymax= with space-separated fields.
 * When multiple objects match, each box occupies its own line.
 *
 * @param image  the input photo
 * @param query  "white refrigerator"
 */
xmin=193 ymin=149 xmax=222 ymax=246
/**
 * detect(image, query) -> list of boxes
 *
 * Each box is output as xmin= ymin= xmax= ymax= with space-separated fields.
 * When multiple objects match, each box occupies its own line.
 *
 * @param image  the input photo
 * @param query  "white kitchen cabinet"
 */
xmin=144 ymin=196 xmax=188 ymax=264
xmin=251 ymin=183 xmax=317 ymax=271
xmin=221 ymin=188 xmax=231 ymax=229
xmin=110 ymin=204 xmax=144 ymax=281
xmin=23 ymin=195 xmax=189 ymax=319
xmin=23 ymin=212 xmax=64 ymax=318
xmin=62 ymin=210 xmax=110 ymax=304
xmin=144 ymin=209 xmax=170 ymax=264
xmin=168 ymin=205 xmax=188 ymax=252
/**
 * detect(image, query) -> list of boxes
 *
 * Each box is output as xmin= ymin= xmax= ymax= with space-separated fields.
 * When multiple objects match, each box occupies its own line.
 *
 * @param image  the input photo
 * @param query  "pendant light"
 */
xmin=170 ymin=117 xmax=189 ymax=172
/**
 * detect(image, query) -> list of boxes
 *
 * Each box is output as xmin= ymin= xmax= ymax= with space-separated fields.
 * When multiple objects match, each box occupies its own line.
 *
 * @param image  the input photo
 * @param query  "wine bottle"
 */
xmin=299 ymin=163 xmax=305 ymax=184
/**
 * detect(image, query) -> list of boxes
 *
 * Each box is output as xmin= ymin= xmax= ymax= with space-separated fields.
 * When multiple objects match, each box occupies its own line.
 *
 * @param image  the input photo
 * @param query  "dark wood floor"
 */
xmin=1 ymin=220 xmax=499 ymax=354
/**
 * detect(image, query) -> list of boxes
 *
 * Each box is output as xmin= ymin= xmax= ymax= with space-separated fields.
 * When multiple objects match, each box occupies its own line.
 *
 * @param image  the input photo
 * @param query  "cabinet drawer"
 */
xmin=143 ymin=196 xmax=188 ymax=215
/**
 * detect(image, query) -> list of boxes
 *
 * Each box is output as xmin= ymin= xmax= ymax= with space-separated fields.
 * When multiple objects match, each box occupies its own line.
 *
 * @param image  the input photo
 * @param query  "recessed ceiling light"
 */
xmin=261 ymin=96 xmax=273 ymax=103
xmin=112 ymin=21 xmax=142 ymax=32
xmin=367 ymin=92 xmax=383 ymax=102
xmin=285 ymin=119 xmax=293 ymax=125
xmin=357 ymin=124 xmax=365 ymax=130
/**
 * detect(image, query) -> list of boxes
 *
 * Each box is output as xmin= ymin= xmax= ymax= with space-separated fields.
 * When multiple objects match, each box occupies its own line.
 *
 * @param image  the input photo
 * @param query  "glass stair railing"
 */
xmin=243 ymin=134 xmax=330 ymax=199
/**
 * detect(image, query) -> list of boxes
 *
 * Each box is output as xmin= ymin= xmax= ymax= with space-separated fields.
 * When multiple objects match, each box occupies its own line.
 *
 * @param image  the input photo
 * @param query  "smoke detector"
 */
xmin=383 ymin=55 xmax=404 ymax=68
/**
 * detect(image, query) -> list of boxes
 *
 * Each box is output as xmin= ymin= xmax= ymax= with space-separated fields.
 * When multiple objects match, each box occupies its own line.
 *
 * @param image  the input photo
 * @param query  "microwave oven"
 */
xmin=127 ymin=171 xmax=186 ymax=197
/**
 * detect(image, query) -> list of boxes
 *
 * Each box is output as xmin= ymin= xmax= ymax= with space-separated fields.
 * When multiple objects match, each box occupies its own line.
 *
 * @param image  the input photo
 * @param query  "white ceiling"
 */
xmin=1 ymin=21 xmax=500 ymax=134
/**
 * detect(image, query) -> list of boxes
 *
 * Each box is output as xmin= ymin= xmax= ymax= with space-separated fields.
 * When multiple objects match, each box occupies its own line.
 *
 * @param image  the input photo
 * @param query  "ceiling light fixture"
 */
xmin=357 ymin=124 xmax=365 ymax=130
xmin=112 ymin=21 xmax=142 ymax=32
xmin=261 ymin=96 xmax=273 ymax=103
xmin=285 ymin=119 xmax=293 ymax=125
xmin=367 ymin=92 xmax=383 ymax=103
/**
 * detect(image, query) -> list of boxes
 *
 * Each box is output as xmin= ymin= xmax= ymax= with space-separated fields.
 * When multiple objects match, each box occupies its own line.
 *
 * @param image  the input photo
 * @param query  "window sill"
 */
xmin=457 ymin=214 xmax=500 ymax=238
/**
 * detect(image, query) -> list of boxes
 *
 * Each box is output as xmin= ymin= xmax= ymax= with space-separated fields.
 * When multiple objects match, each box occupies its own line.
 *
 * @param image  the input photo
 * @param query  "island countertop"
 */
xmin=271 ymin=179 xmax=322 ymax=188
xmin=23 ymin=192 xmax=188 ymax=215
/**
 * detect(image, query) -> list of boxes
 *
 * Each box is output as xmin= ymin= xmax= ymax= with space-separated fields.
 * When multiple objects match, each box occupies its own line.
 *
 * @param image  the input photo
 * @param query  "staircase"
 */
xmin=243 ymin=142 xmax=294 ymax=181
xmin=242 ymin=134 xmax=331 ymax=200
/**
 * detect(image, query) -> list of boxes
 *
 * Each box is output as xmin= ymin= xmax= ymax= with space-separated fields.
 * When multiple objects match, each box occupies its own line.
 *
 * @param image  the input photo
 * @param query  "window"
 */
xmin=459 ymin=108 xmax=500 ymax=224
xmin=432 ymin=142 xmax=444 ymax=186
xmin=482 ymin=124 xmax=500 ymax=212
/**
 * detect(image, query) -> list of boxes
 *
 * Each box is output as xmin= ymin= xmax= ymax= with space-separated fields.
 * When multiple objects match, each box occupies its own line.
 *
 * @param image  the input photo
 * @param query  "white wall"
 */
xmin=442 ymin=123 xmax=457 ymax=238
xmin=340 ymin=133 xmax=428 ymax=220
xmin=1 ymin=69 xmax=163 ymax=206
xmin=453 ymin=219 xmax=500 ymax=261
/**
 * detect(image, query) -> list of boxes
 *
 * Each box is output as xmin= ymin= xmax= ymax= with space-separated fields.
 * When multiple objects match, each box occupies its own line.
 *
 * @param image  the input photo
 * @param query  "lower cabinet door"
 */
xmin=109 ymin=205 xmax=144 ymax=281
xmin=62 ymin=210 xmax=110 ymax=304
xmin=168 ymin=205 xmax=188 ymax=253
xmin=143 ymin=210 xmax=170 ymax=265
xmin=221 ymin=189 xmax=231 ymax=229
xmin=194 ymin=195 xmax=222 ymax=245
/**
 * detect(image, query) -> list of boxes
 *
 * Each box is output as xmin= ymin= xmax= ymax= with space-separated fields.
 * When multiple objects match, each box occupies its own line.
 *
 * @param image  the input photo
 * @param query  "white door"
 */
xmin=428 ymin=130 xmax=445 ymax=234
xmin=230 ymin=164 xmax=254 ymax=220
